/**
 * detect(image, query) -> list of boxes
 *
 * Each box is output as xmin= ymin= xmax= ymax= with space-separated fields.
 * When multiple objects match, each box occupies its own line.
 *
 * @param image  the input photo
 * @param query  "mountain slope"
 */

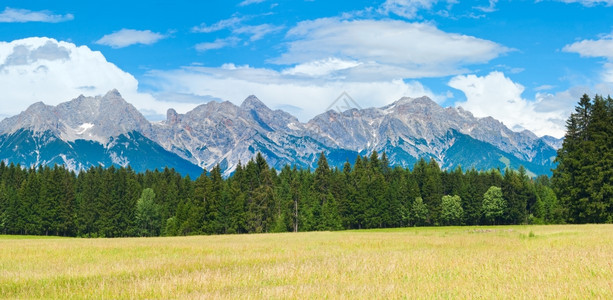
xmin=0 ymin=90 xmax=561 ymax=176
xmin=0 ymin=129 xmax=203 ymax=178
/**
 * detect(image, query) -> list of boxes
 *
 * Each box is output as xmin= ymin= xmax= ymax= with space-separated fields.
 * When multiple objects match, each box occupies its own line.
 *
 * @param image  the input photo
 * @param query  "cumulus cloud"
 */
xmin=563 ymin=32 xmax=613 ymax=83
xmin=449 ymin=71 xmax=572 ymax=138
xmin=0 ymin=37 xmax=193 ymax=120
xmin=563 ymin=33 xmax=613 ymax=59
xmin=95 ymin=29 xmax=167 ymax=48
xmin=0 ymin=7 xmax=73 ymax=23
xmin=145 ymin=64 xmax=442 ymax=121
xmin=275 ymin=18 xmax=509 ymax=78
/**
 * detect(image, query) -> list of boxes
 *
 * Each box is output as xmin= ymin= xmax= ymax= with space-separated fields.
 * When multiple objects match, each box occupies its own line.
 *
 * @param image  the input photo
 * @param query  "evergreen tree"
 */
xmin=56 ymin=169 xmax=77 ymax=236
xmin=421 ymin=159 xmax=443 ymax=225
xmin=181 ymin=170 xmax=209 ymax=235
xmin=502 ymin=169 xmax=527 ymax=224
xmin=312 ymin=153 xmax=341 ymax=230
xmin=463 ymin=169 xmax=483 ymax=225
xmin=553 ymin=94 xmax=613 ymax=223
xmin=19 ymin=170 xmax=41 ymax=235
xmin=203 ymin=165 xmax=223 ymax=234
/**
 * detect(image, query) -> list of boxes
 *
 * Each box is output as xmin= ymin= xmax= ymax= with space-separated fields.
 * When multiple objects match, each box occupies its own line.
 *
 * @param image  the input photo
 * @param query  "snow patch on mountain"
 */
xmin=76 ymin=123 xmax=94 ymax=134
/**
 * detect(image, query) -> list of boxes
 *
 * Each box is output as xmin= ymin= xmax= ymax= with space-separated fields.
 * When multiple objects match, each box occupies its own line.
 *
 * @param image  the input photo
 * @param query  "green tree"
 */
xmin=411 ymin=197 xmax=429 ymax=226
xmin=135 ymin=188 xmax=160 ymax=237
xmin=502 ymin=169 xmax=528 ymax=224
xmin=553 ymin=94 xmax=613 ymax=223
xmin=421 ymin=159 xmax=443 ymax=225
xmin=482 ymin=186 xmax=505 ymax=225
xmin=441 ymin=195 xmax=463 ymax=226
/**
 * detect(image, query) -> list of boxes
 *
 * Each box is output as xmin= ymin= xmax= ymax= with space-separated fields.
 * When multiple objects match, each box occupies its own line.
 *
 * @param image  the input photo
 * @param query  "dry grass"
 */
xmin=1 ymin=225 xmax=612 ymax=299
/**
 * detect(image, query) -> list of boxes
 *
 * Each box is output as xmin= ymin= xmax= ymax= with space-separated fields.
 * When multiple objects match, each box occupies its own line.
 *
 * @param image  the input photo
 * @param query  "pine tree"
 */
xmin=312 ymin=153 xmax=341 ymax=230
xmin=203 ymin=165 xmax=223 ymax=234
xmin=56 ymin=169 xmax=77 ymax=236
xmin=421 ymin=159 xmax=443 ymax=225
xmin=553 ymin=94 xmax=613 ymax=223
xmin=503 ymin=169 xmax=527 ymax=224
xmin=463 ymin=169 xmax=484 ymax=225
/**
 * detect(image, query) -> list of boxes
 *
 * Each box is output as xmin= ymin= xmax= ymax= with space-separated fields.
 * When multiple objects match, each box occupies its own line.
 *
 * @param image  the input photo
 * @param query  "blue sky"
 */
xmin=1 ymin=0 xmax=613 ymax=138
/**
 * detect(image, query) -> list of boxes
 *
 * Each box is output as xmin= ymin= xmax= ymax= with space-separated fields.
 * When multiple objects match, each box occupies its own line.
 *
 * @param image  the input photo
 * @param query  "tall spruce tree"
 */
xmin=553 ymin=94 xmax=613 ymax=223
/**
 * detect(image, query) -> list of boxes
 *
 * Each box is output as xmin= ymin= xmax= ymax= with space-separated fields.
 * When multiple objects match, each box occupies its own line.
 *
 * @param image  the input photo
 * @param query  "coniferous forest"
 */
xmin=0 ymin=94 xmax=611 ymax=237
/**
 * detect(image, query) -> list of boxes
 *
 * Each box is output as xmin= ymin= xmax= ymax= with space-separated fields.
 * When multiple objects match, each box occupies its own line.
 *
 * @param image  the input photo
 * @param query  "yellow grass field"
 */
xmin=1 ymin=225 xmax=613 ymax=299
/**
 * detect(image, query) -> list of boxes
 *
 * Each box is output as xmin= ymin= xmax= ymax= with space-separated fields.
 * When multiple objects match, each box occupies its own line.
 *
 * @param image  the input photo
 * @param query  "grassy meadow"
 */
xmin=1 ymin=225 xmax=612 ymax=299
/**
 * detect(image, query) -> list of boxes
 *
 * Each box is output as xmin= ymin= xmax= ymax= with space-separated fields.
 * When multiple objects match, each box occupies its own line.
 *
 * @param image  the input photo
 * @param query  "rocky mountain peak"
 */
xmin=0 ymin=101 xmax=57 ymax=135
xmin=25 ymin=101 xmax=50 ymax=112
xmin=167 ymin=108 xmax=179 ymax=125
xmin=382 ymin=96 xmax=440 ymax=113
xmin=0 ymin=90 xmax=151 ymax=143
xmin=104 ymin=89 xmax=122 ymax=98
xmin=240 ymin=95 xmax=269 ymax=111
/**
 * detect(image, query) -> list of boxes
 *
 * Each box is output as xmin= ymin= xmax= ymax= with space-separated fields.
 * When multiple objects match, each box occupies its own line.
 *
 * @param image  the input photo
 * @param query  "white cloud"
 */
xmin=0 ymin=7 xmax=73 ymax=23
xmin=192 ymin=17 xmax=243 ymax=33
xmin=192 ymin=16 xmax=281 ymax=44
xmin=555 ymin=0 xmax=613 ymax=6
xmin=0 ymin=37 xmax=193 ymax=120
xmin=474 ymin=0 xmax=498 ymax=12
xmin=563 ymin=34 xmax=613 ymax=59
xmin=603 ymin=63 xmax=613 ymax=83
xmin=95 ymin=29 xmax=167 ymax=48
xmin=142 ymin=17 xmax=507 ymax=125
xmin=195 ymin=37 xmax=240 ymax=51
xmin=276 ymin=18 xmax=509 ymax=78
xmin=238 ymin=0 xmax=266 ymax=6
xmin=233 ymin=24 xmax=284 ymax=41
xmin=563 ymin=32 xmax=613 ymax=83
xmin=145 ymin=64 xmax=442 ymax=122
xmin=378 ymin=0 xmax=439 ymax=19
xmin=378 ymin=0 xmax=465 ymax=19
xmin=449 ymin=71 xmax=571 ymax=138
xmin=282 ymin=58 xmax=362 ymax=77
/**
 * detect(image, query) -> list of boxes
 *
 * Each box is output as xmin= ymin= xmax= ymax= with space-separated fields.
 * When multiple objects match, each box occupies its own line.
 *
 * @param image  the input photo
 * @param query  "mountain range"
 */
xmin=0 ymin=90 xmax=560 ymax=177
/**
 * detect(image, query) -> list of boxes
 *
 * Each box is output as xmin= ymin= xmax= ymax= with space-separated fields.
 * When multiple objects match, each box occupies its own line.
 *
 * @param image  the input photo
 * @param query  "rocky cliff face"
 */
xmin=305 ymin=96 xmax=557 ymax=166
xmin=0 ymin=90 xmax=199 ymax=176
xmin=0 ymin=89 xmax=152 ymax=144
xmin=0 ymin=90 xmax=561 ymax=177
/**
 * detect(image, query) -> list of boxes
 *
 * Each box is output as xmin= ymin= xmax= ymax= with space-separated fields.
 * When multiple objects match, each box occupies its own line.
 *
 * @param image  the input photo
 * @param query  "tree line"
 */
xmin=0 ymin=151 xmax=562 ymax=237
xmin=0 ymin=94 xmax=609 ymax=237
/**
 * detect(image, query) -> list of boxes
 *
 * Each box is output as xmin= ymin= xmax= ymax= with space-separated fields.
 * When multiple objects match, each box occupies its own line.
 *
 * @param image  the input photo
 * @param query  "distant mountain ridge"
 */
xmin=0 ymin=90 xmax=561 ymax=177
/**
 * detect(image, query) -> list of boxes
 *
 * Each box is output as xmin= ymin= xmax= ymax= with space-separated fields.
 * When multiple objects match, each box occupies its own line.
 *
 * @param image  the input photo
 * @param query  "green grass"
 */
xmin=1 ymin=225 xmax=612 ymax=298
